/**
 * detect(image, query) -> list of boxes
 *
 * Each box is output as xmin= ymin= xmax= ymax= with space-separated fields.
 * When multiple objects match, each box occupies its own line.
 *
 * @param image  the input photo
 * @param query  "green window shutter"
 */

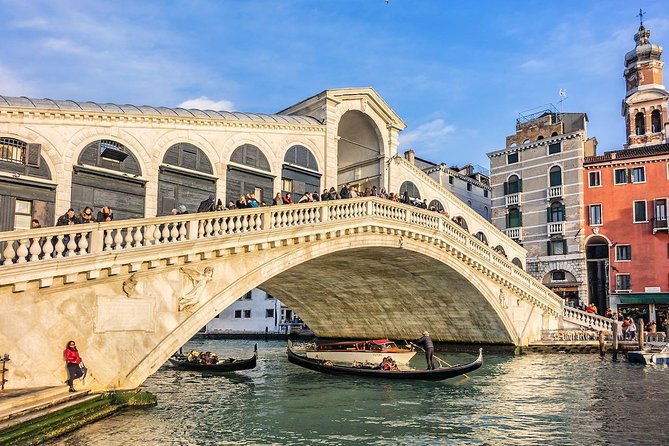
xmin=547 ymin=241 xmax=552 ymax=255
xmin=561 ymin=204 xmax=566 ymax=220
xmin=547 ymin=207 xmax=552 ymax=222
xmin=503 ymin=182 xmax=508 ymax=195
xmin=562 ymin=239 xmax=568 ymax=254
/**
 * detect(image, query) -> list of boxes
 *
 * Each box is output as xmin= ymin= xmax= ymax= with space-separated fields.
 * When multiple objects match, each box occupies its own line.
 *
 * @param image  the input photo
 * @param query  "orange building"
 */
xmin=583 ymin=22 xmax=669 ymax=325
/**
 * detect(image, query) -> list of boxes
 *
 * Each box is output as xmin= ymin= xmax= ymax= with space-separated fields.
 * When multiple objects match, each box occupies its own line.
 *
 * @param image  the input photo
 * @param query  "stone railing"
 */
xmin=505 ymin=193 xmax=520 ymax=206
xmin=0 ymin=197 xmax=564 ymax=315
xmin=563 ymin=307 xmax=614 ymax=331
xmin=548 ymin=185 xmax=562 ymax=199
xmin=547 ymin=222 xmax=564 ymax=235
xmin=505 ymin=227 xmax=522 ymax=240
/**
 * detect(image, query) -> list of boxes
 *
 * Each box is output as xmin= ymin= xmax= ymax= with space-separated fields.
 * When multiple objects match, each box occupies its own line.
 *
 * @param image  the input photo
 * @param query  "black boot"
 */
xmin=69 ymin=386 xmax=76 ymax=392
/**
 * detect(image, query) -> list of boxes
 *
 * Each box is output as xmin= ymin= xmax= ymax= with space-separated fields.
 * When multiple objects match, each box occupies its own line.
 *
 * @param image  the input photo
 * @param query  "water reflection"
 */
xmin=49 ymin=340 xmax=667 ymax=446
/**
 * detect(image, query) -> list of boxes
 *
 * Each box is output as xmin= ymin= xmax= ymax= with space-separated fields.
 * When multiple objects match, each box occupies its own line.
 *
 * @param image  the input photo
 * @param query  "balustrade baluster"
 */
xmin=133 ymin=226 xmax=143 ymax=246
xmin=42 ymin=237 xmax=54 ymax=259
xmin=234 ymin=216 xmax=242 ymax=233
xmin=78 ymin=232 xmax=89 ymax=254
xmin=178 ymin=222 xmax=187 ymax=240
xmin=226 ymin=217 xmax=235 ymax=234
xmin=113 ymin=230 xmax=124 ymax=251
xmin=124 ymin=228 xmax=134 ymax=248
xmin=198 ymin=220 xmax=206 ymax=238
xmin=205 ymin=219 xmax=213 ymax=236
xmin=28 ymin=238 xmax=42 ymax=262
xmin=66 ymin=232 xmax=77 ymax=256
xmin=16 ymin=239 xmax=29 ymax=263
xmin=53 ymin=235 xmax=65 ymax=258
xmin=212 ymin=218 xmax=221 ymax=236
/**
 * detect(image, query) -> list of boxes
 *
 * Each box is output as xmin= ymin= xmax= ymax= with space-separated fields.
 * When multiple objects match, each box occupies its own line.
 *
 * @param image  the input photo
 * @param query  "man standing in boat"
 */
xmin=415 ymin=331 xmax=435 ymax=370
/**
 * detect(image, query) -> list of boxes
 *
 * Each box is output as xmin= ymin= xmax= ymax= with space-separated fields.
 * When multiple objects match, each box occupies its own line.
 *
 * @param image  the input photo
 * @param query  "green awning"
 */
xmin=619 ymin=293 xmax=669 ymax=304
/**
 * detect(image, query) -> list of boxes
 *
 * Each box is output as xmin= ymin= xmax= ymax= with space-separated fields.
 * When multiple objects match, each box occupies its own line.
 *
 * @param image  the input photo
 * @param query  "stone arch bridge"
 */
xmin=0 ymin=197 xmax=598 ymax=391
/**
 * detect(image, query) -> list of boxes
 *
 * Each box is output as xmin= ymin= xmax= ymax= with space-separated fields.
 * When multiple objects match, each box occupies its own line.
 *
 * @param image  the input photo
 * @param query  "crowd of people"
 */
xmin=185 ymin=350 xmax=222 ymax=365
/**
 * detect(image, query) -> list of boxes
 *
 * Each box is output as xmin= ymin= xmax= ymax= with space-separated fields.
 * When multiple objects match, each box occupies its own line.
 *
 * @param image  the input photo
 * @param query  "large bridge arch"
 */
xmin=126 ymin=231 xmax=521 ymax=386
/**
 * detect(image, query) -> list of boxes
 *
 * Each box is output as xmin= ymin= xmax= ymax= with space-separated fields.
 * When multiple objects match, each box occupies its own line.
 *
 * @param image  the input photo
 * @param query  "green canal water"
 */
xmin=50 ymin=339 xmax=667 ymax=446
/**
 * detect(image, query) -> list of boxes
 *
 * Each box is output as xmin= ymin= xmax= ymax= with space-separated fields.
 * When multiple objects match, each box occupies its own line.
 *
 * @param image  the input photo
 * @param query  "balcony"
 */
xmin=505 ymin=193 xmax=520 ymax=207
xmin=653 ymin=219 xmax=668 ymax=234
xmin=505 ymin=227 xmax=522 ymax=241
xmin=547 ymin=185 xmax=562 ymax=200
xmin=547 ymin=222 xmax=564 ymax=235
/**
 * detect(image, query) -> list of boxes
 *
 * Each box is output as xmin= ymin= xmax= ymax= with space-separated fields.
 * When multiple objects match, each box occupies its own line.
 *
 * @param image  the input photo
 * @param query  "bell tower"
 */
xmin=622 ymin=10 xmax=669 ymax=147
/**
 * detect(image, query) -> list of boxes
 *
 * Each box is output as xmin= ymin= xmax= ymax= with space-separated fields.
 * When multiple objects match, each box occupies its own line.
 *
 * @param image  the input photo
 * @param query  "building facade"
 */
xmin=204 ymin=288 xmax=305 ymax=334
xmin=582 ymin=23 xmax=669 ymax=324
xmin=488 ymin=109 xmax=596 ymax=307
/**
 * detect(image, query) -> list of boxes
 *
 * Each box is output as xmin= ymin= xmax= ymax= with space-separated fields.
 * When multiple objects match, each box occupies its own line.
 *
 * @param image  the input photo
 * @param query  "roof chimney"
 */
xmin=404 ymin=149 xmax=415 ymax=164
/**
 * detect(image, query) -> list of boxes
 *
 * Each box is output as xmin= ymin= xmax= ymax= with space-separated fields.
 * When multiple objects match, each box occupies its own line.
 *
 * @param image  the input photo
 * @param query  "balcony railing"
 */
xmin=505 ymin=193 xmax=520 ymax=206
xmin=547 ymin=222 xmax=564 ymax=235
xmin=505 ymin=227 xmax=522 ymax=240
xmin=653 ymin=218 xmax=668 ymax=234
xmin=547 ymin=185 xmax=562 ymax=199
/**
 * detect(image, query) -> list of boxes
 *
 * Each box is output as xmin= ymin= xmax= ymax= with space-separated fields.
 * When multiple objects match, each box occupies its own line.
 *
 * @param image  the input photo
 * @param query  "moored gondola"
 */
xmin=287 ymin=341 xmax=482 ymax=380
xmin=169 ymin=344 xmax=258 ymax=372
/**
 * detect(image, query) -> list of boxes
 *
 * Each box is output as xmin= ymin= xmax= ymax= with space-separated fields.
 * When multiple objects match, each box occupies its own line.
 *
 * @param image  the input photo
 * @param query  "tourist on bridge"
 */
xmin=197 ymin=194 xmax=216 ymax=212
xmin=247 ymin=193 xmax=260 ymax=208
xmin=56 ymin=209 xmax=80 ymax=226
xmin=274 ymin=193 xmax=283 ymax=205
xmin=96 ymin=206 xmax=114 ymax=222
xmin=64 ymin=340 xmax=84 ymax=392
xmin=340 ymin=184 xmax=351 ymax=199
xmin=80 ymin=207 xmax=95 ymax=223
xmin=415 ymin=331 xmax=436 ymax=370
xmin=282 ymin=193 xmax=293 ymax=205
xmin=236 ymin=194 xmax=248 ymax=209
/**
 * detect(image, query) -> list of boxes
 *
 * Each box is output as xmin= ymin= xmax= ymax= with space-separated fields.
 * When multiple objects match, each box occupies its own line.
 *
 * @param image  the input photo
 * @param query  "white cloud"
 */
xmin=400 ymin=119 xmax=456 ymax=150
xmin=0 ymin=65 xmax=35 ymax=96
xmin=520 ymin=59 xmax=548 ymax=71
xmin=10 ymin=17 xmax=49 ymax=30
xmin=41 ymin=38 xmax=88 ymax=55
xmin=178 ymin=96 xmax=235 ymax=111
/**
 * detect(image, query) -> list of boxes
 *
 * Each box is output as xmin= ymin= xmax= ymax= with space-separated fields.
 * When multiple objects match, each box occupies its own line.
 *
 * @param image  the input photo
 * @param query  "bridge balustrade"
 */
xmin=0 ymin=197 xmax=564 ymax=317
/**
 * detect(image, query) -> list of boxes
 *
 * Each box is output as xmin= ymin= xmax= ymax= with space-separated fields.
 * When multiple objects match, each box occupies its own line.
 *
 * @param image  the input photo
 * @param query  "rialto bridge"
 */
xmin=0 ymin=88 xmax=609 ymax=391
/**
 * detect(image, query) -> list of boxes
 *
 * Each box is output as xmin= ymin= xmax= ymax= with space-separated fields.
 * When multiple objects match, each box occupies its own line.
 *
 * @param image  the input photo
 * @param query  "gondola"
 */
xmin=287 ymin=341 xmax=482 ymax=381
xmin=169 ymin=344 xmax=257 ymax=372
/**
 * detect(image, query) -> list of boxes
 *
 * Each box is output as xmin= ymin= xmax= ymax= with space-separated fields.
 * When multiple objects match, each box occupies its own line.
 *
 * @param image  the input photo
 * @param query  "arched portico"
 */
xmin=337 ymin=110 xmax=384 ymax=190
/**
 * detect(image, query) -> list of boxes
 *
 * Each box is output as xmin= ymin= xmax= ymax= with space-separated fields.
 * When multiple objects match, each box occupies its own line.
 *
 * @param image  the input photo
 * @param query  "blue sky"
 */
xmin=1 ymin=1 xmax=667 ymax=169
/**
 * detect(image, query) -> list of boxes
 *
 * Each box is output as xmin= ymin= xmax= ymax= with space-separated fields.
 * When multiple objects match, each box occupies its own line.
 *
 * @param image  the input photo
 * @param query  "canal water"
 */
xmin=50 ymin=339 xmax=667 ymax=446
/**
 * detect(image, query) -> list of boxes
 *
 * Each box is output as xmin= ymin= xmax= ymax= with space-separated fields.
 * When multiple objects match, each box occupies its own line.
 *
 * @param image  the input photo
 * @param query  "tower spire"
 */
xmin=637 ymin=8 xmax=645 ymax=28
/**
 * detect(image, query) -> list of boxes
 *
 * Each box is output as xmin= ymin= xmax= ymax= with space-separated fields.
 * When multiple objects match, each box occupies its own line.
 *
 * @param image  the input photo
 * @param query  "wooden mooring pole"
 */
xmin=598 ymin=331 xmax=605 ymax=357
xmin=612 ymin=323 xmax=619 ymax=361
xmin=638 ymin=318 xmax=645 ymax=350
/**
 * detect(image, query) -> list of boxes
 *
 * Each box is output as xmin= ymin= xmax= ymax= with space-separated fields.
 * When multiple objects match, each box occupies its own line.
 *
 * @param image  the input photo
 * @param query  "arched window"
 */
xmin=428 ymin=199 xmax=444 ymax=212
xmin=506 ymin=175 xmax=521 ymax=194
xmin=551 ymin=132 xmax=559 ymax=137
xmin=163 ymin=143 xmax=213 ymax=174
xmin=284 ymin=145 xmax=319 ymax=171
xmin=452 ymin=216 xmax=468 ymax=231
xmin=548 ymin=202 xmax=565 ymax=222
xmin=635 ymin=112 xmax=646 ymax=135
xmin=537 ymin=135 xmax=544 ymax=141
xmin=78 ymin=139 xmax=141 ymax=175
xmin=475 ymin=231 xmax=488 ymax=245
xmin=230 ymin=144 xmax=271 ymax=171
xmin=549 ymin=166 xmax=562 ymax=187
xmin=399 ymin=181 xmax=421 ymax=200
xmin=494 ymin=245 xmax=507 ymax=258
xmin=651 ymin=109 xmax=662 ymax=133
xmin=484 ymin=206 xmax=489 ymax=219
xmin=511 ymin=258 xmax=523 ymax=268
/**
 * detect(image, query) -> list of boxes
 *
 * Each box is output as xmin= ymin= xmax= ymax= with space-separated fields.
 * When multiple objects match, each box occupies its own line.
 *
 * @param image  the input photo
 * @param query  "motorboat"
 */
xmin=288 ymin=341 xmax=482 ymax=381
xmin=627 ymin=343 xmax=669 ymax=365
xmin=169 ymin=344 xmax=257 ymax=372
xmin=304 ymin=339 xmax=416 ymax=365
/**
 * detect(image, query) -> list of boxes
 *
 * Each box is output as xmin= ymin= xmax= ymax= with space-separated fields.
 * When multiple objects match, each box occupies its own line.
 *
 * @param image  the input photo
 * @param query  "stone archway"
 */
xmin=337 ymin=110 xmax=383 ymax=190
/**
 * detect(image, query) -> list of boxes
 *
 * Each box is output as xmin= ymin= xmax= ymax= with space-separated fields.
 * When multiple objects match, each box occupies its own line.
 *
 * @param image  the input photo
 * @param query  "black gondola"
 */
xmin=287 ymin=342 xmax=482 ymax=381
xmin=169 ymin=344 xmax=257 ymax=372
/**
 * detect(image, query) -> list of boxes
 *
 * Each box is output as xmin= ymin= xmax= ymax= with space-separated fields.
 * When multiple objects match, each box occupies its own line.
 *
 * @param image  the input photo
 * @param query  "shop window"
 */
xmin=467 ymin=183 xmax=472 ymax=191
xmin=589 ymin=204 xmax=602 ymax=225
xmin=507 ymin=152 xmax=519 ymax=164
xmin=616 ymin=274 xmax=631 ymax=291
xmin=243 ymin=310 xmax=252 ymax=318
xmin=589 ymin=171 xmax=601 ymax=187
xmin=615 ymin=245 xmax=631 ymax=261
xmin=548 ymin=142 xmax=561 ymax=155
xmin=631 ymin=166 xmax=645 ymax=183
xmin=234 ymin=310 xmax=242 ymax=318
xmin=265 ymin=309 xmax=274 ymax=318
xmin=633 ymin=201 xmax=647 ymax=222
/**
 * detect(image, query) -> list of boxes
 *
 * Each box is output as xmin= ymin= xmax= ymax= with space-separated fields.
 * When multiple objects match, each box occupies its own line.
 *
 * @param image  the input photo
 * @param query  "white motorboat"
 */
xmin=627 ymin=343 xmax=669 ymax=365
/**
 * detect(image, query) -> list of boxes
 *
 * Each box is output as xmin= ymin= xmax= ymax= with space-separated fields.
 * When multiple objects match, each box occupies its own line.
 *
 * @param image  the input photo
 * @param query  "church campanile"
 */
xmin=622 ymin=12 xmax=669 ymax=147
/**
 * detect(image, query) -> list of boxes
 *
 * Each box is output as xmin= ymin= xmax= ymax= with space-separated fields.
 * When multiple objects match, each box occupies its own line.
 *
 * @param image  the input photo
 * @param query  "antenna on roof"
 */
xmin=558 ymin=89 xmax=567 ymax=117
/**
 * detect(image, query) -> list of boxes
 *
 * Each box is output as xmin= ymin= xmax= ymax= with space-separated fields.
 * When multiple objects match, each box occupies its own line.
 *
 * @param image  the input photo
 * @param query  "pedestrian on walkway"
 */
xmin=415 ymin=331 xmax=435 ymax=370
xmin=64 ymin=340 xmax=84 ymax=392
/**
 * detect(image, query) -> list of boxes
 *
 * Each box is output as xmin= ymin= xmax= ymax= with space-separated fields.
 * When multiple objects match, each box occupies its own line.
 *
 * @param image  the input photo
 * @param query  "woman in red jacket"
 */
xmin=64 ymin=340 xmax=83 ymax=392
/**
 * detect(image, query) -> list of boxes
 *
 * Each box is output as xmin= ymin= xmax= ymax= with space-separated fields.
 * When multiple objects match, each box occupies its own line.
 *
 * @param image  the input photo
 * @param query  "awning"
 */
xmin=619 ymin=293 xmax=669 ymax=304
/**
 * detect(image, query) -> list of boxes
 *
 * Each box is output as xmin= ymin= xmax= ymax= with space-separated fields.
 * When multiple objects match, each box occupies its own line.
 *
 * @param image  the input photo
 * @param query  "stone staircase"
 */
xmin=0 ymin=386 xmax=96 ymax=431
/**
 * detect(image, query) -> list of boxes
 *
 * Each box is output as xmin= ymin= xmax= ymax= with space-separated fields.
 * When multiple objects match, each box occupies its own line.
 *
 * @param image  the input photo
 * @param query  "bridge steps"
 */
xmin=0 ymin=386 xmax=92 ymax=428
